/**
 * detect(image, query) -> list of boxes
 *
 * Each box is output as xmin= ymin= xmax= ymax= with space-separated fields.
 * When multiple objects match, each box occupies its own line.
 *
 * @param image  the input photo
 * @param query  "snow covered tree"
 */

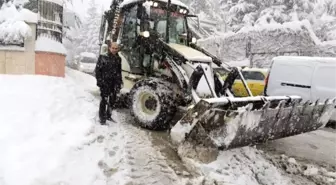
xmin=222 ymin=0 xmax=257 ymax=31
xmin=23 ymin=0 xmax=37 ymax=12
xmin=181 ymin=0 xmax=222 ymax=20
xmin=0 ymin=0 xmax=13 ymax=7
xmin=72 ymin=0 xmax=101 ymax=57
xmin=189 ymin=0 xmax=212 ymax=14
xmin=216 ymin=0 xmax=336 ymax=35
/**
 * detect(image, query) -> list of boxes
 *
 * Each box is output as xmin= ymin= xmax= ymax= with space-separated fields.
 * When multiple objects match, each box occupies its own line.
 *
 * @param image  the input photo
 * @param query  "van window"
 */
xmin=81 ymin=57 xmax=96 ymax=63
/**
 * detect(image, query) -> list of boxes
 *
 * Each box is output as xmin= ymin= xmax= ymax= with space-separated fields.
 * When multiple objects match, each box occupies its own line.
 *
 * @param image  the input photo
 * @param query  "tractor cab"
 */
xmin=99 ymin=0 xmax=197 ymax=79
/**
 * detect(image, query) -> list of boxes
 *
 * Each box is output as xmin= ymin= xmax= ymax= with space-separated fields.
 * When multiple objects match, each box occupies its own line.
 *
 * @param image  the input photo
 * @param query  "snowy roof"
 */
xmin=120 ymin=0 xmax=188 ymax=9
xmin=35 ymin=36 xmax=67 ymax=55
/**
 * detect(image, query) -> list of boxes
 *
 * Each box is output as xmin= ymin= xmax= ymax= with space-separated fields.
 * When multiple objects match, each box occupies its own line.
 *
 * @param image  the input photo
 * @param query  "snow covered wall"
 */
xmin=197 ymin=20 xmax=336 ymax=67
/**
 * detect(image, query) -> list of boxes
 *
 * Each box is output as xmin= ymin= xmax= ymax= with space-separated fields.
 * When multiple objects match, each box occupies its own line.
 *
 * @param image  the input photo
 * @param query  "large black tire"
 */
xmin=129 ymin=78 xmax=177 ymax=130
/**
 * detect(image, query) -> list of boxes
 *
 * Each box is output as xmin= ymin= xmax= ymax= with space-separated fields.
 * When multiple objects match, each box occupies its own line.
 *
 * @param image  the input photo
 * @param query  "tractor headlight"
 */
xmin=179 ymin=8 xmax=188 ymax=14
xmin=191 ymin=37 xmax=197 ymax=43
xmin=153 ymin=2 xmax=158 ymax=7
xmin=143 ymin=31 xmax=150 ymax=38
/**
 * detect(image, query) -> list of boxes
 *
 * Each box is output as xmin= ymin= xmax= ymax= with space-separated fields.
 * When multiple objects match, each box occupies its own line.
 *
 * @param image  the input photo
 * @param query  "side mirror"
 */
xmin=187 ymin=30 xmax=196 ymax=44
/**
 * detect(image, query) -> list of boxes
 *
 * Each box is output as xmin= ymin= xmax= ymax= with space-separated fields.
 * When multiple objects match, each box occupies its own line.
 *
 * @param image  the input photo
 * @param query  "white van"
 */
xmin=74 ymin=52 xmax=97 ymax=74
xmin=264 ymin=56 xmax=336 ymax=123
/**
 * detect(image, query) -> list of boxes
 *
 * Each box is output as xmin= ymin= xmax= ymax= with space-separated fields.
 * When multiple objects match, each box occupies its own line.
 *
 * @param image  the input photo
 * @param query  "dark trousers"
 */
xmin=99 ymin=87 xmax=117 ymax=121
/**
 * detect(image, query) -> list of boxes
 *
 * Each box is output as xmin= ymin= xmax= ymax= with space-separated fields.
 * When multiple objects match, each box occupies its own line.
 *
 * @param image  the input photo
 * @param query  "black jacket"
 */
xmin=95 ymin=52 xmax=122 ymax=89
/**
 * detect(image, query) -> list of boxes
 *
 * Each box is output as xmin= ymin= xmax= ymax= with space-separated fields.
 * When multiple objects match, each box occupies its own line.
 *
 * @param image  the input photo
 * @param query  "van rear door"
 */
xmin=266 ymin=58 xmax=315 ymax=101
xmin=311 ymin=61 xmax=336 ymax=102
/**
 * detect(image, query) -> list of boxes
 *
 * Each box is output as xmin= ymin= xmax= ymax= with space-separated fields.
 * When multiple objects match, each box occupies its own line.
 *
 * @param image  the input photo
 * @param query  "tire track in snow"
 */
xmin=98 ymin=109 xmax=197 ymax=185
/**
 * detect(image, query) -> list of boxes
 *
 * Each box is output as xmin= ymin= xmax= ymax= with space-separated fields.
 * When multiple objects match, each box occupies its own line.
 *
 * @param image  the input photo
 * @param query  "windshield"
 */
xmin=81 ymin=57 xmax=96 ymax=63
xmin=148 ymin=8 xmax=187 ymax=44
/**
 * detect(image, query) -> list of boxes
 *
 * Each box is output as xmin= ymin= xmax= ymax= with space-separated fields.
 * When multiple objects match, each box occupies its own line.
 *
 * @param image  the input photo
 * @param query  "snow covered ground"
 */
xmin=0 ymin=68 xmax=335 ymax=185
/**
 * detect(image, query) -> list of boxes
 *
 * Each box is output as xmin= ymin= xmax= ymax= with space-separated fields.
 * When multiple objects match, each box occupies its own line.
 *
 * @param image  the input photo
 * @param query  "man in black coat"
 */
xmin=95 ymin=42 xmax=123 ymax=125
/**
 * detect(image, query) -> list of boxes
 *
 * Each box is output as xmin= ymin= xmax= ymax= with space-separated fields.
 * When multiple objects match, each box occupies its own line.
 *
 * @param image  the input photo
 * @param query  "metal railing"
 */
xmin=36 ymin=0 xmax=63 ymax=43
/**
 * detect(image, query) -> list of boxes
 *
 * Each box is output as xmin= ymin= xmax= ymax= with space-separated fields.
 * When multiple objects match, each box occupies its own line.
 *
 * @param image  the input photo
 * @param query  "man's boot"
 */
xmin=100 ymin=119 xmax=107 ymax=125
xmin=107 ymin=117 xmax=116 ymax=122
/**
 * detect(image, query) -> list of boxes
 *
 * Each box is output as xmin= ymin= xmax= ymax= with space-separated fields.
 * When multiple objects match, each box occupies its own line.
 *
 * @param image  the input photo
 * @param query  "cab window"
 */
xmin=148 ymin=8 xmax=187 ymax=45
xmin=121 ymin=6 xmax=138 ymax=46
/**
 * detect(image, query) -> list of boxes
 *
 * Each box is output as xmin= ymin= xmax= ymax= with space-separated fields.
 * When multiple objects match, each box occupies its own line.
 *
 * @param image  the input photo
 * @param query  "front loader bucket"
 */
xmin=170 ymin=96 xmax=336 ymax=150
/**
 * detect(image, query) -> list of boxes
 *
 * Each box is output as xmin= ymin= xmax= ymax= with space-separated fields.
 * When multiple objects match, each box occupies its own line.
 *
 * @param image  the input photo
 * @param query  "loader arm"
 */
xmin=189 ymin=43 xmax=223 ymax=67
xmin=189 ymin=43 xmax=254 ymax=96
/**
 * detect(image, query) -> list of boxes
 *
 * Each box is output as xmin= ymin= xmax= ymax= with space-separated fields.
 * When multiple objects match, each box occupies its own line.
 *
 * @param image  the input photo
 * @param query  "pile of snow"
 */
xmin=0 ymin=2 xmax=37 ymax=45
xmin=0 ymin=71 xmax=97 ymax=185
xmin=178 ymin=146 xmax=291 ymax=185
xmin=35 ymin=36 xmax=67 ymax=55
xmin=65 ymin=67 xmax=99 ymax=95
xmin=18 ymin=8 xmax=38 ymax=24
xmin=197 ymin=20 xmax=326 ymax=67
xmin=265 ymin=154 xmax=336 ymax=185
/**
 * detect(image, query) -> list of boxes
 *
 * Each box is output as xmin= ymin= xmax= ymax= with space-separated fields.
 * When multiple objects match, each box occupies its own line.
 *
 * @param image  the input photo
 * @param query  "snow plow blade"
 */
xmin=170 ymin=96 xmax=336 ymax=150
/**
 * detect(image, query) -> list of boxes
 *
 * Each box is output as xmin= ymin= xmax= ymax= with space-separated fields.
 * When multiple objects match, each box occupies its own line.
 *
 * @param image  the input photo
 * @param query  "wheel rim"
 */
xmin=138 ymin=91 xmax=158 ymax=115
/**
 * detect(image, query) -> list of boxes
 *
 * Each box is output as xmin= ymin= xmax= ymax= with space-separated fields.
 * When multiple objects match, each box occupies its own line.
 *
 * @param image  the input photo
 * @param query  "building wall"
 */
xmin=35 ymin=52 xmax=65 ymax=77
xmin=0 ymin=23 xmax=36 ymax=75
xmin=34 ymin=0 xmax=66 ymax=78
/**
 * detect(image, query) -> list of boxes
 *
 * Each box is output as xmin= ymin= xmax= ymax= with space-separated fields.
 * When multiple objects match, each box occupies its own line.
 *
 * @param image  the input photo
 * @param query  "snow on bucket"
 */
xmin=170 ymin=96 xmax=336 ymax=151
